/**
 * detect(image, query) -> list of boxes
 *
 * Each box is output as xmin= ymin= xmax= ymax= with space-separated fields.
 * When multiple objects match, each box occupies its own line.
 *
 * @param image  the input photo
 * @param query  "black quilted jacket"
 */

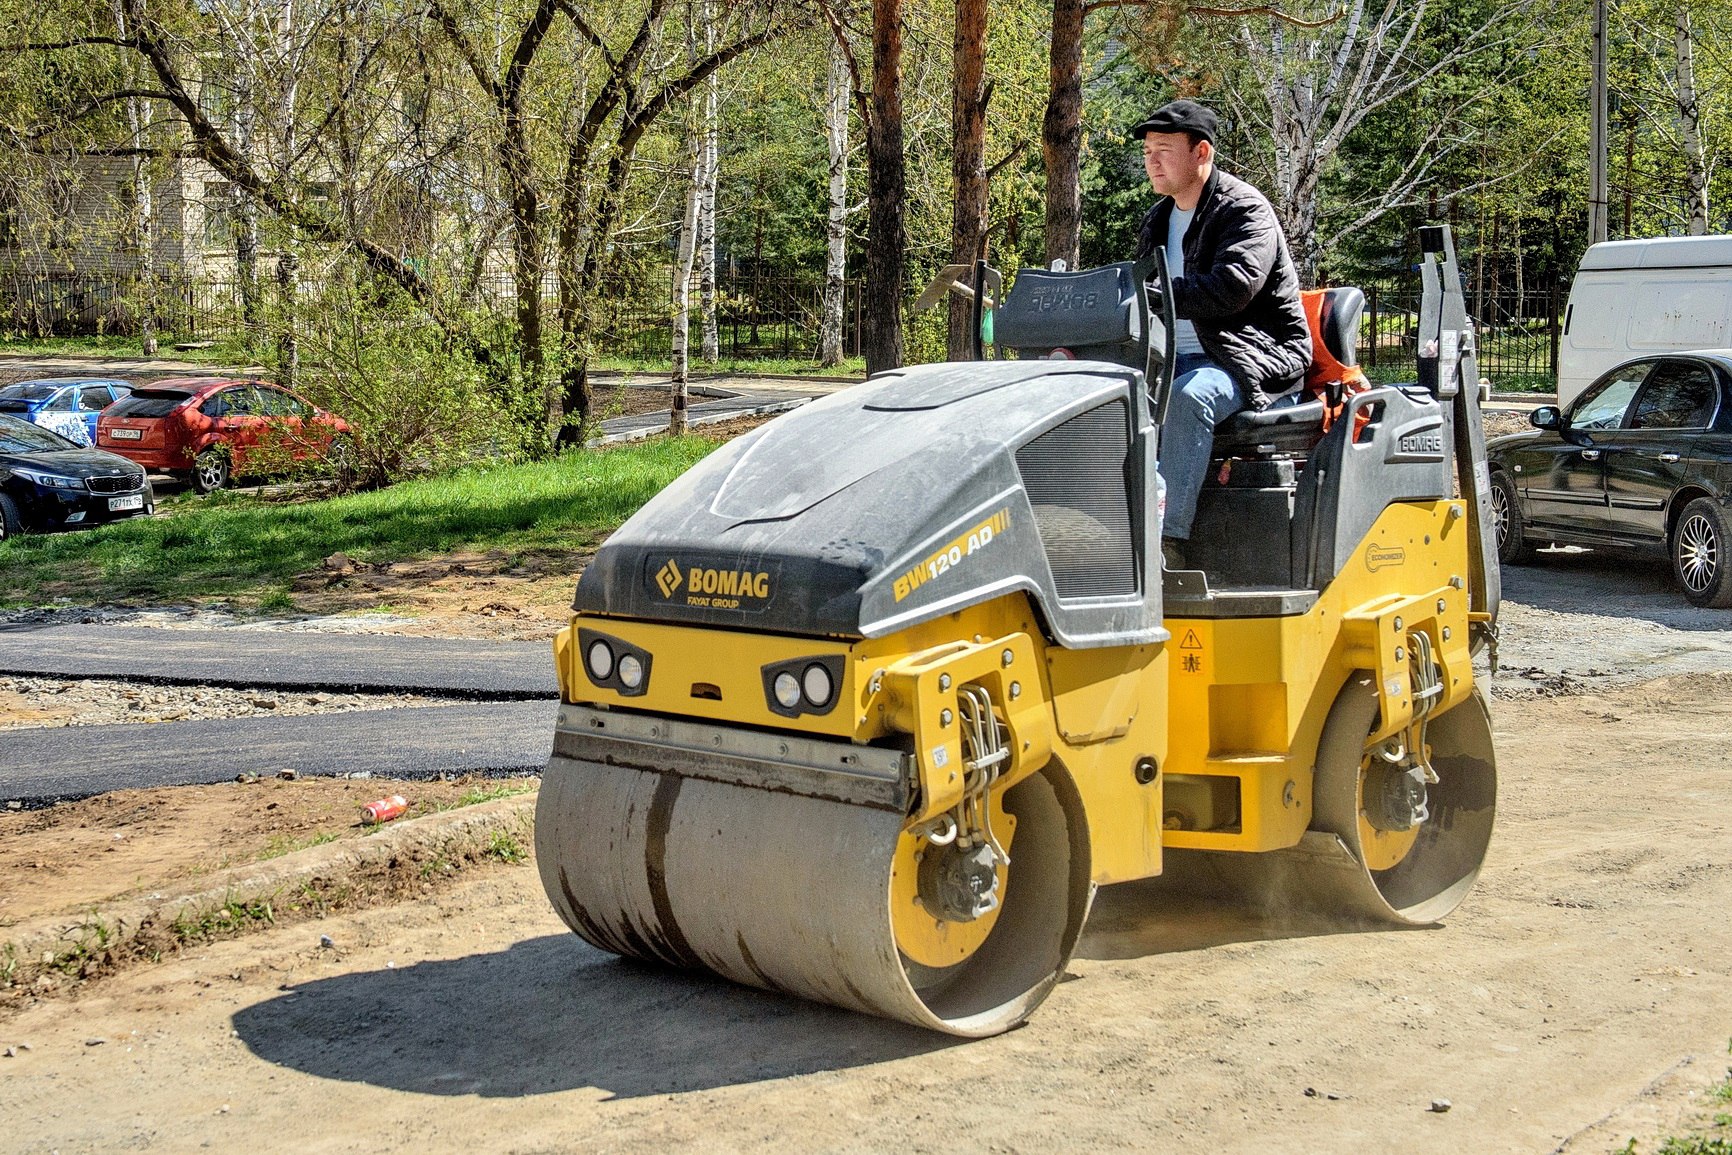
xmin=1136 ymin=168 xmax=1312 ymax=409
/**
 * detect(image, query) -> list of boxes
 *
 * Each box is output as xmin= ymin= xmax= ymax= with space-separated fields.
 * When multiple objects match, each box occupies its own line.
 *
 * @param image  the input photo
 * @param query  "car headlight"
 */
xmin=12 ymin=468 xmax=84 ymax=490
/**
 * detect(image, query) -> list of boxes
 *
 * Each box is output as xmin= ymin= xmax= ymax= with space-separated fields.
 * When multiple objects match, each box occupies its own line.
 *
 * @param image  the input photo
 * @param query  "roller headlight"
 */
xmin=801 ymin=663 xmax=833 ymax=708
xmin=586 ymin=640 xmax=614 ymax=681
xmin=773 ymin=671 xmax=803 ymax=710
xmin=617 ymin=653 xmax=645 ymax=690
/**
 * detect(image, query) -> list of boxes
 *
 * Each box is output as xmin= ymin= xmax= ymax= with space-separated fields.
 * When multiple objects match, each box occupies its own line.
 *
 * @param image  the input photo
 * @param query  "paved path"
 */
xmin=0 ymin=352 xmax=254 ymax=380
xmin=591 ymin=388 xmax=812 ymax=443
xmin=0 ymin=623 xmax=557 ymax=697
xmin=0 ymin=700 xmax=555 ymax=806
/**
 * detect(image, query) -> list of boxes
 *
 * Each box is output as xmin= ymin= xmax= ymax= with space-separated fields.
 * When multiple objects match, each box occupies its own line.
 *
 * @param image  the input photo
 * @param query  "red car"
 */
xmin=96 ymin=376 xmax=353 ymax=493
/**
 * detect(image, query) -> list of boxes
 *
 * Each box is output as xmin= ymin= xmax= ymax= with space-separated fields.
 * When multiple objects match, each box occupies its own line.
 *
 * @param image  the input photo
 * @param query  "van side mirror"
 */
xmin=1530 ymin=406 xmax=1562 ymax=431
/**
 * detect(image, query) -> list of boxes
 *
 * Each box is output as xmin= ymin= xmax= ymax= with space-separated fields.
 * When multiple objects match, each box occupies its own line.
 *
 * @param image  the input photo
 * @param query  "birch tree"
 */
xmin=1673 ymin=6 xmax=1710 ymax=233
xmin=1209 ymin=0 xmax=1543 ymax=281
xmin=817 ymin=35 xmax=851 ymax=366
xmin=697 ymin=0 xmax=720 ymax=363
xmin=109 ymin=0 xmax=157 ymax=354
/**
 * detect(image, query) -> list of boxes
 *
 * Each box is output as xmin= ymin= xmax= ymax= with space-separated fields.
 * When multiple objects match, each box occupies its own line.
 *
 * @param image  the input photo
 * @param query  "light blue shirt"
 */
xmin=1166 ymin=206 xmax=1205 ymax=356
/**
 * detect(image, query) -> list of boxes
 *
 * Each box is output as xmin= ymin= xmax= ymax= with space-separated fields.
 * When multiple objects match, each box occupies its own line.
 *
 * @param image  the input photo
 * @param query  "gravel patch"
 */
xmin=0 ymin=675 xmax=441 ymax=730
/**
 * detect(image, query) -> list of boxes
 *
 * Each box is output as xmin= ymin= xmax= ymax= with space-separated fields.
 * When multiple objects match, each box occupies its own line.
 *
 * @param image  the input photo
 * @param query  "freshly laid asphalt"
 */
xmin=0 ymin=625 xmax=561 ymax=804
xmin=0 ymin=623 xmax=558 ymax=697
xmin=1 ymin=700 xmax=555 ymax=806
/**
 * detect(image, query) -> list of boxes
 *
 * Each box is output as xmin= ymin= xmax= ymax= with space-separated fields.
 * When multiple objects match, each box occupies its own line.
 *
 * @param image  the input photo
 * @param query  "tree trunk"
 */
xmin=862 ymin=0 xmax=905 ymax=374
xmin=672 ymin=124 xmax=702 ymax=436
xmin=503 ymin=126 xmax=547 ymax=445
xmin=697 ymin=0 xmax=720 ymax=363
xmin=818 ymin=37 xmax=850 ymax=368
xmin=233 ymin=65 xmax=261 ymax=347
xmin=1674 ymin=5 xmax=1711 ymax=235
xmin=947 ymin=0 xmax=989 ymax=361
xmin=1043 ymin=0 xmax=1084 ymax=270
xmin=111 ymin=0 xmax=157 ymax=354
xmin=276 ymin=249 xmax=299 ymax=390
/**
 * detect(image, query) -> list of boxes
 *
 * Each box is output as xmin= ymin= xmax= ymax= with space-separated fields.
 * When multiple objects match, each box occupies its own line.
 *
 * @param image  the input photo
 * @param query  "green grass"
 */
xmin=452 ymin=781 xmax=537 ymax=808
xmin=0 ymin=435 xmax=721 ymax=607
xmin=258 ymin=831 xmax=340 ymax=861
xmin=484 ymin=830 xmax=528 ymax=864
xmin=1621 ymin=1046 xmax=1732 ymax=1155
xmin=0 ymin=334 xmax=252 ymax=366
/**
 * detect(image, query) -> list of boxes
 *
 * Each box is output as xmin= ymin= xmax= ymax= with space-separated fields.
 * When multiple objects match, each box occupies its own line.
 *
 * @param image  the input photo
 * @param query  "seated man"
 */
xmin=1132 ymin=100 xmax=1312 ymax=569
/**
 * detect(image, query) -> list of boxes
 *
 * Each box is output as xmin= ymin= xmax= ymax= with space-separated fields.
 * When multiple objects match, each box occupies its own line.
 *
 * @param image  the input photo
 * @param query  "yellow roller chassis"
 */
xmin=543 ymin=502 xmax=1503 ymax=1032
xmin=556 ymin=498 xmax=1477 ymax=884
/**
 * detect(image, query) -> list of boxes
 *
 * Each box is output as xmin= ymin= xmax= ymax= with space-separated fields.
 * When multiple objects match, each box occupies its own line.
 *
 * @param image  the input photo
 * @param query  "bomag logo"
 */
xmin=1366 ymin=543 xmax=1407 ymax=572
xmin=1398 ymin=430 xmax=1444 ymax=455
xmin=655 ymin=559 xmax=683 ymax=598
xmin=651 ymin=557 xmax=775 ymax=610
xmin=1032 ymin=289 xmax=1100 ymax=312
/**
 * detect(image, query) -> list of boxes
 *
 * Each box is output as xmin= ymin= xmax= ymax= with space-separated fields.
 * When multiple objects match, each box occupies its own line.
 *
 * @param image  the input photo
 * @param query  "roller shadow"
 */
xmin=231 ymin=934 xmax=956 ymax=1099
xmin=1077 ymin=873 xmax=1431 ymax=962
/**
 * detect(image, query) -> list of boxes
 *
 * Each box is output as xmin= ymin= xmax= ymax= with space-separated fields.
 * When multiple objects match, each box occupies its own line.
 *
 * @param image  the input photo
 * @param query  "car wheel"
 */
xmin=0 ymin=492 xmax=22 ymax=542
xmin=1491 ymin=471 xmax=1535 ymax=565
xmin=1672 ymin=497 xmax=1732 ymax=608
xmin=192 ymin=448 xmax=232 ymax=494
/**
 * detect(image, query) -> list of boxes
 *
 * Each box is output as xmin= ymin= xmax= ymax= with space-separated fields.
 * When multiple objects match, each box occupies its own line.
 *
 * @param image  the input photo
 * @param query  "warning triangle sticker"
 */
xmin=1179 ymin=630 xmax=1202 ymax=650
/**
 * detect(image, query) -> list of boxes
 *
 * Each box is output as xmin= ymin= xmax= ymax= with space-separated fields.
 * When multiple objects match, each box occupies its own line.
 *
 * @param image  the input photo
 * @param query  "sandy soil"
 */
xmin=2 ymin=674 xmax=1729 ymax=1154
xmin=0 ymin=776 xmax=536 ymax=926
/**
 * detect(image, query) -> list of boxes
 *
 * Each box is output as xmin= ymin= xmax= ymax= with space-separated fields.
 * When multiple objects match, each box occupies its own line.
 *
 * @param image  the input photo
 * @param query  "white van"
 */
xmin=1559 ymin=234 xmax=1732 ymax=407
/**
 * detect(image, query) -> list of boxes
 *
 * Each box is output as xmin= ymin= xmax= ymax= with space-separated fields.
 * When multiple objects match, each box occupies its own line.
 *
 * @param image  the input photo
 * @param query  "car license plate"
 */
xmin=108 ymin=494 xmax=144 ymax=512
xmin=109 ymin=427 xmax=142 ymax=440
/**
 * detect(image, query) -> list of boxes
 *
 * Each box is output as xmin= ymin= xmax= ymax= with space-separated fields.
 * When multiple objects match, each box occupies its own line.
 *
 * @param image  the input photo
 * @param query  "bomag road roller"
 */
xmin=535 ymin=224 xmax=1500 ymax=1037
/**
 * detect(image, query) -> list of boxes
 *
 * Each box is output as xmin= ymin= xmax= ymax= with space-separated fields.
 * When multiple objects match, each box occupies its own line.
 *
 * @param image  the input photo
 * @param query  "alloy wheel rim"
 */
xmin=198 ymin=457 xmax=225 ymax=489
xmin=1490 ymin=483 xmax=1509 ymax=547
xmin=1677 ymin=513 xmax=1718 ymax=594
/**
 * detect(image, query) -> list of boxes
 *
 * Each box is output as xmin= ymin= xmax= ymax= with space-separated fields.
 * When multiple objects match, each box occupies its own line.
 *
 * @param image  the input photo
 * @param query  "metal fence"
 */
xmin=593 ymin=273 xmax=864 ymax=360
xmin=1357 ymin=281 xmax=1564 ymax=393
xmin=0 ymin=270 xmax=864 ymax=361
xmin=4 ymin=268 xmax=1563 ymax=389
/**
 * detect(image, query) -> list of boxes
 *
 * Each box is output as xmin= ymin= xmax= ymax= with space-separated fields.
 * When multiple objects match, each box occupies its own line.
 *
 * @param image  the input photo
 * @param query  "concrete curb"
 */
xmin=1 ymin=794 xmax=536 ymax=993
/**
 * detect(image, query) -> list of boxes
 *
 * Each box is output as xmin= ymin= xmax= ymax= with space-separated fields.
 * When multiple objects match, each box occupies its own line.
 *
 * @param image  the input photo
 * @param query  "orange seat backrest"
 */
xmin=1301 ymin=288 xmax=1370 ymax=436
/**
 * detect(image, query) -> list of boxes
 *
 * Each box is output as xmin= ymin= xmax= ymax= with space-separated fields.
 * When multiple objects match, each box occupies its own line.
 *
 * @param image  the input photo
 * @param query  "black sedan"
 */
xmin=0 ymin=413 xmax=154 ymax=540
xmin=1488 ymin=350 xmax=1732 ymax=607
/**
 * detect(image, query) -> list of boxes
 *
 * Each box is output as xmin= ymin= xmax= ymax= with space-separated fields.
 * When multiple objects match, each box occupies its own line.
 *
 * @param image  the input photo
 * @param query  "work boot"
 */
xmin=1161 ymin=537 xmax=1187 ymax=571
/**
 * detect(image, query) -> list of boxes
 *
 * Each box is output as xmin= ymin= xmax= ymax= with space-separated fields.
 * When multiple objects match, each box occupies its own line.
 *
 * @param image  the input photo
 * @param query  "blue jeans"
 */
xmin=1157 ymin=353 xmax=1245 ymax=540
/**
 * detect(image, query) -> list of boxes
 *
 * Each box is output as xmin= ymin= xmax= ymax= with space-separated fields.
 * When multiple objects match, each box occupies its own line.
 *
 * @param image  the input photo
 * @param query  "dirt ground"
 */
xmin=0 ymin=776 xmax=537 ymax=926
xmin=2 ymin=674 xmax=1730 ymax=1154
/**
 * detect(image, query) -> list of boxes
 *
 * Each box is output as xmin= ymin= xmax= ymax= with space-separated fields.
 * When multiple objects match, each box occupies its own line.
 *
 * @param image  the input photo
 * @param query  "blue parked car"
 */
xmin=0 ymin=377 xmax=134 ymax=447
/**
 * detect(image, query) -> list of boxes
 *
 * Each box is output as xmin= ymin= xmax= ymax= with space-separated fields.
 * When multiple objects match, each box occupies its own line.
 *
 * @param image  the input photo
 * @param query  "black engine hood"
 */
xmin=1 ymin=448 xmax=146 ymax=480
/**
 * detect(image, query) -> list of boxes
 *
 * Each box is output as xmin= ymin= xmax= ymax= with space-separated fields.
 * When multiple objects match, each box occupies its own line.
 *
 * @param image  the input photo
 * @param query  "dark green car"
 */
xmin=1488 ymin=350 xmax=1732 ymax=607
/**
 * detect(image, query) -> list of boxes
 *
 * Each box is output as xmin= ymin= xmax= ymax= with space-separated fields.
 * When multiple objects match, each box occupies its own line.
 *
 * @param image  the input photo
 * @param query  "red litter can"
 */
xmin=361 ymin=795 xmax=409 ymax=824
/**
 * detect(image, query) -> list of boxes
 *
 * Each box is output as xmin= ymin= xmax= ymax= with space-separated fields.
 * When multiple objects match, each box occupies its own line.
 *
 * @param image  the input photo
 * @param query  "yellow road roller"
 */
xmin=536 ymin=225 xmax=1500 ymax=1037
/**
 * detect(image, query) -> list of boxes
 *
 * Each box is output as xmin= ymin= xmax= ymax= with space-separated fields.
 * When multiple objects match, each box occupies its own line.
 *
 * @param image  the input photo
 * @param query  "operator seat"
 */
xmin=1209 ymin=285 xmax=1366 ymax=458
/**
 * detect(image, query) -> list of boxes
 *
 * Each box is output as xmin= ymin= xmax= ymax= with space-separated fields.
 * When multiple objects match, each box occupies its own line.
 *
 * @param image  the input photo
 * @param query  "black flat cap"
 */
xmin=1130 ymin=99 xmax=1219 ymax=144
